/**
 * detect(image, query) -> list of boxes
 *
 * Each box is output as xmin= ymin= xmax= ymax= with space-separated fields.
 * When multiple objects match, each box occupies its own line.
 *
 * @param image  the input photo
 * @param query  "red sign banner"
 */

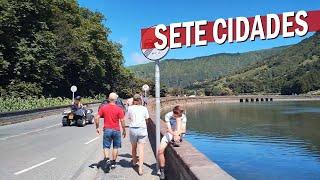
xmin=141 ymin=10 xmax=320 ymax=50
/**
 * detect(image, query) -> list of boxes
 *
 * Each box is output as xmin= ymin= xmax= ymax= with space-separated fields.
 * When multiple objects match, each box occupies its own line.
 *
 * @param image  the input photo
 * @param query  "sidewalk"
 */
xmin=92 ymin=127 xmax=159 ymax=180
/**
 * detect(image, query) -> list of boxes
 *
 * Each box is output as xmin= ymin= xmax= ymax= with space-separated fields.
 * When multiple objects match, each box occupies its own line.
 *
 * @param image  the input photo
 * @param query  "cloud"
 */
xmin=131 ymin=52 xmax=149 ymax=65
xmin=117 ymin=37 xmax=128 ymax=46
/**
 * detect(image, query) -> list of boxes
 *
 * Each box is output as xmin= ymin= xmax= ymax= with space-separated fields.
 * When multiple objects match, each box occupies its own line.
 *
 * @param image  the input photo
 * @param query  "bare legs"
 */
xmin=138 ymin=143 xmax=145 ymax=174
xmin=131 ymin=142 xmax=145 ymax=175
xmin=131 ymin=142 xmax=138 ymax=164
xmin=103 ymin=149 xmax=108 ymax=159
xmin=112 ymin=148 xmax=118 ymax=161
xmin=103 ymin=148 xmax=118 ymax=161
xmin=157 ymin=141 xmax=168 ymax=168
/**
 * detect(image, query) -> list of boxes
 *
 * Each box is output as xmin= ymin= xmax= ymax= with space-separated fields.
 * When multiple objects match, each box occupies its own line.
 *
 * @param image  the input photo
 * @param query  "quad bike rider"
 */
xmin=62 ymin=96 xmax=94 ymax=127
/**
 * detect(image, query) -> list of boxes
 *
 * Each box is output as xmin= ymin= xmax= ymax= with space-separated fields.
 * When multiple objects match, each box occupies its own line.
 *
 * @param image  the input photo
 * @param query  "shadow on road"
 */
xmin=118 ymin=153 xmax=133 ymax=158
xmin=89 ymin=155 xmax=158 ymax=176
xmin=89 ymin=159 xmax=110 ymax=173
xmin=118 ymin=158 xmax=158 ymax=176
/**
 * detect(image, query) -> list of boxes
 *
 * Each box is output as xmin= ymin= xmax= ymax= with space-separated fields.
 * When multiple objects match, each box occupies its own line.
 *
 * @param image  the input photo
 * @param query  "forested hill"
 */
xmin=129 ymin=46 xmax=288 ymax=87
xmin=0 ymin=0 xmax=145 ymax=98
xmin=192 ymin=32 xmax=320 ymax=95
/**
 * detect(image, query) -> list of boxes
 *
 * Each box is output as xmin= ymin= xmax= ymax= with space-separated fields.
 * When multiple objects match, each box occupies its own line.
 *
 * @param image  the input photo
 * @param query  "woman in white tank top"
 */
xmin=127 ymin=94 xmax=149 ymax=175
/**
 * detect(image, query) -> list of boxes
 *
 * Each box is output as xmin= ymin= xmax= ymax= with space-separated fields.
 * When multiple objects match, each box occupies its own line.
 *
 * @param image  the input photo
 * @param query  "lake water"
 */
xmin=185 ymin=101 xmax=320 ymax=180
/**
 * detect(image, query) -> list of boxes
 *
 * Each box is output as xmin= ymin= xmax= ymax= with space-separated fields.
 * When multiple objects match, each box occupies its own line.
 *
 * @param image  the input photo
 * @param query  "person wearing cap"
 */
xmin=94 ymin=92 xmax=126 ymax=173
xmin=71 ymin=96 xmax=86 ymax=116
xmin=127 ymin=94 xmax=150 ymax=175
xmin=72 ymin=96 xmax=84 ymax=110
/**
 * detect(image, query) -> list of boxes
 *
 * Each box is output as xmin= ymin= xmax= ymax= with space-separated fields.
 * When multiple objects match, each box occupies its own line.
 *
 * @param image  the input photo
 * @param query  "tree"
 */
xmin=0 ymin=0 xmax=141 ymax=98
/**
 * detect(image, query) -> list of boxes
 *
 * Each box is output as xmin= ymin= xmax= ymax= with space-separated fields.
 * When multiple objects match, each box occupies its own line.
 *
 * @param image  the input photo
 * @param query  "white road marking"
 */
xmin=0 ymin=123 xmax=60 ymax=140
xmin=84 ymin=136 xmax=99 ymax=145
xmin=14 ymin=157 xmax=56 ymax=175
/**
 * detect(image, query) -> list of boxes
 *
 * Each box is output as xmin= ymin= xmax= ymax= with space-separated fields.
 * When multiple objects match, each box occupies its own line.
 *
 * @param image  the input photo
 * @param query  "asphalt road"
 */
xmin=0 ymin=105 xmax=158 ymax=180
xmin=0 ymin=105 xmax=103 ymax=180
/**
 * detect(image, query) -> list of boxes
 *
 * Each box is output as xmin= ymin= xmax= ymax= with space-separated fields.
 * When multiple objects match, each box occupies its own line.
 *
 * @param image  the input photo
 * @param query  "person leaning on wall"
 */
xmin=157 ymin=105 xmax=187 ymax=179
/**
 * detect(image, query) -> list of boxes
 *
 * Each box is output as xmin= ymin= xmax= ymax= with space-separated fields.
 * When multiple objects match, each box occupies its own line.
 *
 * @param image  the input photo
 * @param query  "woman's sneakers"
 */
xmin=110 ymin=160 xmax=116 ymax=169
xmin=138 ymin=168 xmax=143 ymax=176
xmin=159 ymin=167 xmax=165 ymax=179
xmin=131 ymin=160 xmax=138 ymax=167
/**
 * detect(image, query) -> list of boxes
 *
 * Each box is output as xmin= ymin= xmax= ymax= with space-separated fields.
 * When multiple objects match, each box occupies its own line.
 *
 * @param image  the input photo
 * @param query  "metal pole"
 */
xmin=72 ymin=92 xmax=75 ymax=104
xmin=155 ymin=59 xmax=161 ymax=171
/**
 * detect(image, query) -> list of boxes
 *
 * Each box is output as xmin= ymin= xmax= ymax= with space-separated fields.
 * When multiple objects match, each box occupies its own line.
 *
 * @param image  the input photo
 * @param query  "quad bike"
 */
xmin=62 ymin=107 xmax=94 ymax=127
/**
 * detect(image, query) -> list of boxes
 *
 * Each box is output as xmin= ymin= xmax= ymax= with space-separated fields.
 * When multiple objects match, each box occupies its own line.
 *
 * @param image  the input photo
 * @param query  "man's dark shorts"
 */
xmin=103 ymin=128 xmax=121 ymax=149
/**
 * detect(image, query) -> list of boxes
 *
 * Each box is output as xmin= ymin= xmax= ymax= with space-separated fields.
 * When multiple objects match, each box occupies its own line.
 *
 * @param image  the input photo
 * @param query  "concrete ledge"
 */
xmin=147 ymin=97 xmax=235 ymax=180
xmin=0 ymin=102 xmax=100 ymax=126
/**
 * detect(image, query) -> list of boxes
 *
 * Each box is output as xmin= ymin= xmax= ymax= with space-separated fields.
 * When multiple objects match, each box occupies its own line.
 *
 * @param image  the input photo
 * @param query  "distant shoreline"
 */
xmin=158 ymin=95 xmax=320 ymax=110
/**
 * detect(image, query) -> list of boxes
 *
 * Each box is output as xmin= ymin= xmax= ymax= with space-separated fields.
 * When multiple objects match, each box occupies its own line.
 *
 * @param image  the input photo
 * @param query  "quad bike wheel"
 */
xmin=62 ymin=117 xmax=70 ymax=126
xmin=88 ymin=114 xmax=94 ymax=124
xmin=77 ymin=117 xmax=86 ymax=127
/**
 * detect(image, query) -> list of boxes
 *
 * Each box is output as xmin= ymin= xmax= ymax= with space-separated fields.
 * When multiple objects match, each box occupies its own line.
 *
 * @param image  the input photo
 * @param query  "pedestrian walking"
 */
xmin=94 ymin=92 xmax=126 ymax=173
xmin=127 ymin=94 xmax=150 ymax=175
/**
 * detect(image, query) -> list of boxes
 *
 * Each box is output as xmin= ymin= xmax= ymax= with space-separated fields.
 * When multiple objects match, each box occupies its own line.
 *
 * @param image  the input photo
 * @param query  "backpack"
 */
xmin=115 ymin=98 xmax=126 ymax=112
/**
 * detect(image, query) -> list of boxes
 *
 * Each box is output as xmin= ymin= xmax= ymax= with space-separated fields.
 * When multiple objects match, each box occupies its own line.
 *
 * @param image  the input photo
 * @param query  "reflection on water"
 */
xmin=185 ymin=101 xmax=320 ymax=180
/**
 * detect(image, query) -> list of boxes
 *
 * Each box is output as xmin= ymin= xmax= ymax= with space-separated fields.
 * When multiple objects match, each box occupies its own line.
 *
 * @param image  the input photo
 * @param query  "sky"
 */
xmin=78 ymin=0 xmax=320 ymax=66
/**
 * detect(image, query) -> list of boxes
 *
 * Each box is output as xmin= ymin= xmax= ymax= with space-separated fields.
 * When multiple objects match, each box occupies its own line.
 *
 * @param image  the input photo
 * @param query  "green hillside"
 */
xmin=129 ymin=46 xmax=288 ymax=87
xmin=194 ymin=32 xmax=320 ymax=95
xmin=0 ymin=0 xmax=146 ymax=99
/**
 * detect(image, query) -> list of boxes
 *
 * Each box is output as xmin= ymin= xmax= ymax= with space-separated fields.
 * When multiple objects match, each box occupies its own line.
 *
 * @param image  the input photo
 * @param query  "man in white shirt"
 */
xmin=127 ymin=94 xmax=149 ymax=175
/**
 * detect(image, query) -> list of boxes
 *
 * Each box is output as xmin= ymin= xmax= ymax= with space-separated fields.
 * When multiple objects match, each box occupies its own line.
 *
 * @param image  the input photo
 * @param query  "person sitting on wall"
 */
xmin=164 ymin=106 xmax=187 ymax=143
xmin=157 ymin=105 xmax=187 ymax=180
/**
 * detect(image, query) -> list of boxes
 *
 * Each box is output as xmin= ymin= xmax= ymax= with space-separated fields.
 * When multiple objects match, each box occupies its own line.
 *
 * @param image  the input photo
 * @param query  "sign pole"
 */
xmin=70 ymin=85 xmax=77 ymax=104
xmin=155 ymin=59 xmax=161 ymax=171
xmin=141 ymin=28 xmax=169 ymax=172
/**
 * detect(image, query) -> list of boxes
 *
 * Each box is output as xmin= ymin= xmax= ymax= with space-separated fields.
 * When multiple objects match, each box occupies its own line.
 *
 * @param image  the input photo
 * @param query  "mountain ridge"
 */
xmin=129 ymin=45 xmax=289 ymax=87
xmin=189 ymin=32 xmax=320 ymax=95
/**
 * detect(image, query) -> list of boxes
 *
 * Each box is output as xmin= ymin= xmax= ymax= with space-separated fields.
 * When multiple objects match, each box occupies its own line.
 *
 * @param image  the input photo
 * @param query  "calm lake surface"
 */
xmin=185 ymin=101 xmax=320 ymax=180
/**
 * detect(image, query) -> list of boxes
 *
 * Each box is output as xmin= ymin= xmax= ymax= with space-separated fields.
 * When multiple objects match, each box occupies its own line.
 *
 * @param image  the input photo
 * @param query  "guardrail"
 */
xmin=0 ymin=102 xmax=101 ymax=126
